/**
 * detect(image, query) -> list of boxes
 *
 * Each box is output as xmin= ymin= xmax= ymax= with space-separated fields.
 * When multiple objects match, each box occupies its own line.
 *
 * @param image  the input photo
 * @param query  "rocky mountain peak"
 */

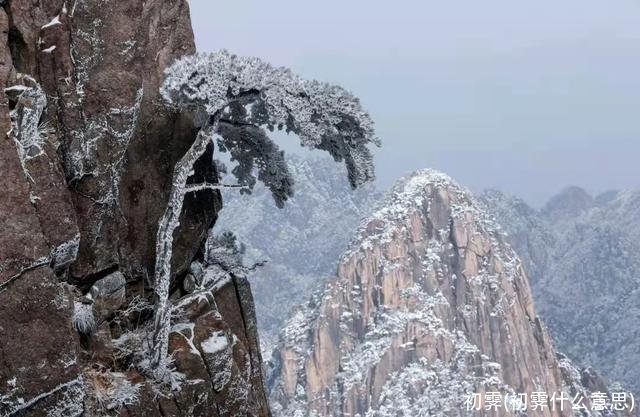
xmin=343 ymin=169 xmax=496 ymax=257
xmin=268 ymin=169 xmax=630 ymax=417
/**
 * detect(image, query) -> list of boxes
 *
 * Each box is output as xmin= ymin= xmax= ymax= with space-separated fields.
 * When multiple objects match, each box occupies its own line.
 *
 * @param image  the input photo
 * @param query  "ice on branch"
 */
xmin=6 ymin=75 xmax=48 ymax=181
xmin=160 ymin=50 xmax=379 ymax=194
xmin=149 ymin=50 xmax=379 ymax=375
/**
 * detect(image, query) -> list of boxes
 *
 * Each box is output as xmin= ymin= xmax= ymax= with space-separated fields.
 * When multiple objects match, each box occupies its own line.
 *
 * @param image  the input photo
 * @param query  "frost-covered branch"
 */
xmin=150 ymin=49 xmax=379 ymax=376
xmin=161 ymin=50 xmax=380 ymax=198
xmin=219 ymin=118 xmax=259 ymax=128
xmin=149 ymin=119 xmax=219 ymax=373
xmin=184 ymin=182 xmax=247 ymax=193
xmin=216 ymin=121 xmax=293 ymax=208
xmin=5 ymin=75 xmax=48 ymax=182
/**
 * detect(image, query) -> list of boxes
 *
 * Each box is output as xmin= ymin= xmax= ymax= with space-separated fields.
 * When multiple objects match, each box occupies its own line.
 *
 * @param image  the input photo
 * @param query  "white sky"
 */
xmin=188 ymin=0 xmax=640 ymax=205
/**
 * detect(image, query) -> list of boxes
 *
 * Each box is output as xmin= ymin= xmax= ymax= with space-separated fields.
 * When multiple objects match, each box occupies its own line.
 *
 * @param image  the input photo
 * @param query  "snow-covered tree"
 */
xmin=149 ymin=50 xmax=379 ymax=376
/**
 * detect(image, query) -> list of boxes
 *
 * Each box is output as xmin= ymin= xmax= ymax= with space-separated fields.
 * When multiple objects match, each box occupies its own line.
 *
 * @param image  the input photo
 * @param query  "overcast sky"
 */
xmin=188 ymin=0 xmax=640 ymax=205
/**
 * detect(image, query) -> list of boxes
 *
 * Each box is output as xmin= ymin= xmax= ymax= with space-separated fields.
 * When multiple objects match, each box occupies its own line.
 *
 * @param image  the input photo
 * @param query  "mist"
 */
xmin=188 ymin=0 xmax=640 ymax=205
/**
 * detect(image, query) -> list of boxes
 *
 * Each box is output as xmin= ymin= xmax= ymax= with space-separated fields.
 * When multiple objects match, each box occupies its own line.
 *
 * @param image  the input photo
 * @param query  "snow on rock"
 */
xmin=0 ymin=0 xmax=272 ymax=416
xmin=268 ymin=169 xmax=628 ymax=417
xmin=201 ymin=331 xmax=229 ymax=354
xmin=6 ymin=76 xmax=47 ymax=180
xmin=162 ymin=260 xmax=270 ymax=415
xmin=41 ymin=15 xmax=61 ymax=29
xmin=50 ymin=233 xmax=80 ymax=272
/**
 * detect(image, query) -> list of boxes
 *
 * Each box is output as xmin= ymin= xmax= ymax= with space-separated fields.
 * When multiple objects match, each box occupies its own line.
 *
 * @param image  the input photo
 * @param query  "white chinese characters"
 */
xmin=465 ymin=391 xmax=634 ymax=412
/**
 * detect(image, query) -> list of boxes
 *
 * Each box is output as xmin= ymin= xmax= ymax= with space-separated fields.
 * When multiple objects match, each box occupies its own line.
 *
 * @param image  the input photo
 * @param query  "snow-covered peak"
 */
xmin=394 ymin=168 xmax=458 ymax=193
xmin=355 ymin=169 xmax=466 ymax=230
xmin=345 ymin=168 xmax=503 ymax=261
xmin=387 ymin=168 xmax=463 ymax=206
xmin=269 ymin=169 xmax=623 ymax=417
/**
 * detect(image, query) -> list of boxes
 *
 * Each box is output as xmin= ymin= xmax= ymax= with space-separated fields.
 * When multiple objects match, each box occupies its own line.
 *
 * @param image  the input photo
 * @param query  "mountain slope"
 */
xmin=480 ymin=188 xmax=640 ymax=394
xmin=268 ymin=170 xmax=627 ymax=417
xmin=215 ymin=155 xmax=381 ymax=355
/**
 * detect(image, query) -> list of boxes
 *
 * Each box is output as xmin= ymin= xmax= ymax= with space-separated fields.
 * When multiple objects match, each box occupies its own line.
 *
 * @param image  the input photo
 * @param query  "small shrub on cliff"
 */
xmin=72 ymin=300 xmax=96 ymax=335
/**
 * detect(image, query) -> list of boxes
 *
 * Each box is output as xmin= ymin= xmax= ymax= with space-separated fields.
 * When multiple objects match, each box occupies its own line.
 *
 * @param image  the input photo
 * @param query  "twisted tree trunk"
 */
xmin=150 ymin=113 xmax=221 ymax=373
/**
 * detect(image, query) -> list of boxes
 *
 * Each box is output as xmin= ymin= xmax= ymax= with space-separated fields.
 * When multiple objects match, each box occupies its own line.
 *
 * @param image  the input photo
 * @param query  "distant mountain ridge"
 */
xmin=214 ymin=155 xmax=381 ymax=356
xmin=480 ymin=186 xmax=640 ymax=394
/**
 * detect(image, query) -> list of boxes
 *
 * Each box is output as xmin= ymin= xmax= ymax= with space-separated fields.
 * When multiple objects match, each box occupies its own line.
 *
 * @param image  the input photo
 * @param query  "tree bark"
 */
xmin=150 ymin=113 xmax=221 ymax=372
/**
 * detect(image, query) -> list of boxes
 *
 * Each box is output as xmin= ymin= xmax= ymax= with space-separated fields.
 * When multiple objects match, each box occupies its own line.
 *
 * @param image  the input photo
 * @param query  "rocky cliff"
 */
xmin=268 ymin=170 xmax=632 ymax=417
xmin=480 ymin=187 xmax=640 ymax=396
xmin=0 ymin=1 xmax=268 ymax=416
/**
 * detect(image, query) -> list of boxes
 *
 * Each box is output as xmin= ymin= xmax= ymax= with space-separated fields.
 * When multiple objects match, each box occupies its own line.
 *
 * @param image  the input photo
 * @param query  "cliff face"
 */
xmin=268 ymin=171 xmax=629 ymax=417
xmin=480 ymin=188 xmax=640 ymax=396
xmin=0 ymin=1 xmax=268 ymax=416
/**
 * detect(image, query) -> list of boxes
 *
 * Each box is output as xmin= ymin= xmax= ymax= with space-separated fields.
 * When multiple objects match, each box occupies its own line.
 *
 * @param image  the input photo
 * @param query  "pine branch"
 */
xmin=184 ymin=182 xmax=248 ymax=193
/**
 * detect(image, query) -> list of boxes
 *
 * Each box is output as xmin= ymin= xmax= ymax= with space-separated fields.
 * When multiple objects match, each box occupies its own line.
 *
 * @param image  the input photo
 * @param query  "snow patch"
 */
xmin=201 ymin=331 xmax=229 ymax=354
xmin=41 ymin=15 xmax=61 ymax=29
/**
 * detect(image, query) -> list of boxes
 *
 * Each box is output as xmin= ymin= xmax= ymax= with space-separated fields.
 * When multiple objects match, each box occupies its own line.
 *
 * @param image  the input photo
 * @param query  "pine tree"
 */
xmin=149 ymin=50 xmax=379 ymax=376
